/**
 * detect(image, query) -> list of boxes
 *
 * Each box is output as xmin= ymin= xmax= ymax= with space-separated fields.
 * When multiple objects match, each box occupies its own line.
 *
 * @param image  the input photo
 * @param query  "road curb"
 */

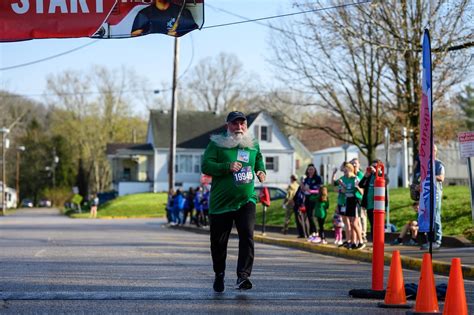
xmin=175 ymin=225 xmax=474 ymax=280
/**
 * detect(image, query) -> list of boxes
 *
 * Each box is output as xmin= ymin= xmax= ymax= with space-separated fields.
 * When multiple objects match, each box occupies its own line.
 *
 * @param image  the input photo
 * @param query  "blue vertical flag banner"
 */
xmin=418 ymin=29 xmax=436 ymax=232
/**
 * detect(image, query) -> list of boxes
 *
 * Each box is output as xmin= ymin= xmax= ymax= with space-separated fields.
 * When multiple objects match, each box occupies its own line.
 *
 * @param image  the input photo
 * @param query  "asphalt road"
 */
xmin=0 ymin=209 xmax=472 ymax=314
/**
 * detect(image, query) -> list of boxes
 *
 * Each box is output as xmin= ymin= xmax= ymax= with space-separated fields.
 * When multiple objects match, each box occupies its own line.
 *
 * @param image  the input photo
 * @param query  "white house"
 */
xmin=313 ymin=141 xmax=469 ymax=188
xmin=108 ymin=110 xmax=296 ymax=195
xmin=0 ymin=182 xmax=17 ymax=209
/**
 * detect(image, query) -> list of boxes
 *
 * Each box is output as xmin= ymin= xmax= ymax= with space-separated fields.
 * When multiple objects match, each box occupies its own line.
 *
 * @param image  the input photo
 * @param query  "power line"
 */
xmin=0 ymin=1 xmax=371 ymax=71
xmin=0 ymin=40 xmax=100 ymax=71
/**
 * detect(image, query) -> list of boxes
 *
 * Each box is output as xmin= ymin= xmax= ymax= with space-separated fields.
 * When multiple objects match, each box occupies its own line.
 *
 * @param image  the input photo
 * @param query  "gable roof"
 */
xmin=149 ymin=110 xmax=260 ymax=149
xmin=106 ymin=143 xmax=153 ymax=155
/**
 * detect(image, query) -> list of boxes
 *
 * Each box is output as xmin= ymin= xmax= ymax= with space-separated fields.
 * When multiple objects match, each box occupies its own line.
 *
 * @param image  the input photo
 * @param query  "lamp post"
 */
xmin=16 ymin=146 xmax=25 ymax=208
xmin=1 ymin=128 xmax=10 ymax=215
xmin=341 ymin=143 xmax=350 ymax=162
xmin=52 ymin=150 xmax=59 ymax=189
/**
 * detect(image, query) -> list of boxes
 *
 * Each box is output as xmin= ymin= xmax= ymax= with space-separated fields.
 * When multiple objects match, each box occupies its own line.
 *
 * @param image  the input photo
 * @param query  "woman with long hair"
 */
xmin=302 ymin=164 xmax=323 ymax=242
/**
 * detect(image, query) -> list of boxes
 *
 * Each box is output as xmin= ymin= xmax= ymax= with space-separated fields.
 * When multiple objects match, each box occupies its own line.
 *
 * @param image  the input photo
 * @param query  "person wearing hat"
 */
xmin=202 ymin=111 xmax=266 ymax=293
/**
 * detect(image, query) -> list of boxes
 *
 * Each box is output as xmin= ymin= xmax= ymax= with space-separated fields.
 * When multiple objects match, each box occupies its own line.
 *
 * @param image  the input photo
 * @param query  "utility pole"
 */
xmin=16 ymin=146 xmax=25 ymax=208
xmin=1 ymin=128 xmax=10 ymax=215
xmin=169 ymin=37 xmax=179 ymax=191
xmin=52 ymin=148 xmax=59 ymax=189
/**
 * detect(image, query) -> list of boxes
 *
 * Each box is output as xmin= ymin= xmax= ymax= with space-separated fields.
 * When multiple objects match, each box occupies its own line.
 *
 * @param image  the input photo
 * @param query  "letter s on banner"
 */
xmin=11 ymin=0 xmax=29 ymax=14
xmin=0 ymin=0 xmax=116 ymax=41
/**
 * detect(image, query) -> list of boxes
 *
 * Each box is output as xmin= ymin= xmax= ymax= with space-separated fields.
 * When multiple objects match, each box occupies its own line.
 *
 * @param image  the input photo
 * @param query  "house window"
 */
xmin=177 ymin=154 xmax=193 ymax=173
xmin=296 ymin=159 xmax=300 ymax=170
xmin=254 ymin=125 xmax=272 ymax=142
xmin=122 ymin=168 xmax=131 ymax=181
xmin=193 ymin=155 xmax=202 ymax=173
xmin=176 ymin=154 xmax=202 ymax=174
xmin=261 ymin=126 xmax=268 ymax=141
xmin=265 ymin=156 xmax=278 ymax=171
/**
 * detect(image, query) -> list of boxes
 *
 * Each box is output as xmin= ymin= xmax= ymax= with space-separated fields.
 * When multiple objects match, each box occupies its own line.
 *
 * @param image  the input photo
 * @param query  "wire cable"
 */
xmin=0 ymin=40 xmax=100 ymax=71
xmin=0 ymin=1 xmax=371 ymax=71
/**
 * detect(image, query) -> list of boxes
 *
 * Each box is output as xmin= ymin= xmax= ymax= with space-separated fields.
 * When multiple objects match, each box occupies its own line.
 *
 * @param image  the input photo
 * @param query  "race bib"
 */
xmin=237 ymin=149 xmax=250 ymax=163
xmin=233 ymin=166 xmax=253 ymax=185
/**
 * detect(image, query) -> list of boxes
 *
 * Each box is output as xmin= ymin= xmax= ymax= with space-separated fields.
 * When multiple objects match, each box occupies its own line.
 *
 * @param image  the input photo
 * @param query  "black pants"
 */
xmin=367 ymin=209 xmax=374 ymax=240
xmin=317 ymin=217 xmax=325 ymax=239
xmin=209 ymin=202 xmax=255 ymax=278
xmin=305 ymin=199 xmax=317 ymax=235
xmin=293 ymin=206 xmax=305 ymax=237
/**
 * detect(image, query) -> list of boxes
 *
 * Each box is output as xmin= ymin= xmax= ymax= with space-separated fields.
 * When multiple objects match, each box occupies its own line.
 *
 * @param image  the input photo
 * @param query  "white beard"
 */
xmin=211 ymin=130 xmax=256 ymax=149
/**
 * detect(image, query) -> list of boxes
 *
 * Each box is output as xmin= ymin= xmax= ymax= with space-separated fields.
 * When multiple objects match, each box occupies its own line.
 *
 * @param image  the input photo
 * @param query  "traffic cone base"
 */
xmin=442 ymin=258 xmax=468 ymax=315
xmin=378 ymin=250 xmax=411 ymax=309
xmin=378 ymin=302 xmax=411 ymax=309
xmin=407 ymin=253 xmax=440 ymax=314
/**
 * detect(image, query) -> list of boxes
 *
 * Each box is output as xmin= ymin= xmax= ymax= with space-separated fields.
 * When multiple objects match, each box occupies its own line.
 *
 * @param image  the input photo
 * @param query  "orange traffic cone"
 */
xmin=379 ymin=250 xmax=411 ymax=308
xmin=443 ymin=258 xmax=468 ymax=315
xmin=407 ymin=253 xmax=439 ymax=314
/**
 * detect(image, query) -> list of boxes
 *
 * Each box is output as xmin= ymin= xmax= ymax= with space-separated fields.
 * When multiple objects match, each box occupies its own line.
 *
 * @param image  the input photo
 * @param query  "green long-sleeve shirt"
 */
xmin=201 ymin=140 xmax=265 ymax=214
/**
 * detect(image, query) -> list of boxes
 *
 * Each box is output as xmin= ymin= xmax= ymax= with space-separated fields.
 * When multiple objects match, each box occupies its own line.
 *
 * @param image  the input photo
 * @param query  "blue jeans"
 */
xmin=434 ymin=191 xmax=442 ymax=243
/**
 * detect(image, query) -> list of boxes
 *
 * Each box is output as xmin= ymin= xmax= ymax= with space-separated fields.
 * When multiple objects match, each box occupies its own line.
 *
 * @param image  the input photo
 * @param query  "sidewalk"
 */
xmin=174 ymin=224 xmax=474 ymax=280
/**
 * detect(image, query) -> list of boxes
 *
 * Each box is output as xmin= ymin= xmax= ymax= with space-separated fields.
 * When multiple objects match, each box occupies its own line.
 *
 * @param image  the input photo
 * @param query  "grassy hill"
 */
xmin=70 ymin=193 xmax=167 ymax=218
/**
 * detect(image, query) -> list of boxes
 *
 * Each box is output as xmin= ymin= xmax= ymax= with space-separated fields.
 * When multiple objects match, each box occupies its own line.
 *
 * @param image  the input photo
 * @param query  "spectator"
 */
xmin=391 ymin=202 xmax=419 ymax=246
xmin=166 ymin=189 xmax=175 ymax=224
xmin=89 ymin=194 xmax=99 ymax=219
xmin=173 ymin=189 xmax=185 ymax=225
xmin=332 ymin=163 xmax=351 ymax=247
xmin=184 ymin=187 xmax=195 ymax=225
xmin=294 ymin=180 xmax=310 ymax=238
xmin=303 ymin=164 xmax=324 ymax=242
xmin=332 ymin=212 xmax=344 ymax=245
xmin=281 ymin=174 xmax=300 ymax=235
xmin=194 ymin=186 xmax=204 ymax=227
xmin=350 ymin=158 xmax=366 ymax=242
xmin=201 ymin=186 xmax=210 ymax=226
xmin=358 ymin=159 xmax=381 ymax=239
xmin=312 ymin=186 xmax=329 ymax=244
xmin=339 ymin=163 xmax=365 ymax=250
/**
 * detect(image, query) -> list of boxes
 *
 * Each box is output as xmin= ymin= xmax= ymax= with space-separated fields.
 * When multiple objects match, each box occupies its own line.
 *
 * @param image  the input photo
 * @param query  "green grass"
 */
xmin=69 ymin=193 xmax=168 ymax=218
xmin=256 ymin=185 xmax=473 ymax=240
xmin=67 ymin=186 xmax=473 ymax=241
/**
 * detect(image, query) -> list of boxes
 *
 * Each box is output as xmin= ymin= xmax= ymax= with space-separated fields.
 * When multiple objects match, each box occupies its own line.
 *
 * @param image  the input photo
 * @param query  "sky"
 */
xmin=0 ymin=0 xmax=298 ymax=115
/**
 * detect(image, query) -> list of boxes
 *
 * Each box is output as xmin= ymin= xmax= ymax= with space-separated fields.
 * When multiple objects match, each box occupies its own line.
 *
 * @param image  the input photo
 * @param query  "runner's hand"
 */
xmin=256 ymin=171 xmax=266 ymax=183
xmin=230 ymin=162 xmax=242 ymax=172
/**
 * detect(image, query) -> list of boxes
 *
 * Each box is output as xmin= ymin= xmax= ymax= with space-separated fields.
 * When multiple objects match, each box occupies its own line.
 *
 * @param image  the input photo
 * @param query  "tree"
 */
xmin=45 ymin=66 xmax=147 ymax=194
xmin=457 ymin=85 xmax=474 ymax=130
xmin=269 ymin=0 xmax=473 ymax=161
xmin=186 ymin=52 xmax=261 ymax=112
xmin=268 ymin=3 xmax=390 ymax=161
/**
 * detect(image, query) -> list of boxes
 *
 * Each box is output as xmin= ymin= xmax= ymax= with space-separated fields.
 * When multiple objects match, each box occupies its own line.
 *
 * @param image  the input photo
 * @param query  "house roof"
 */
xmin=106 ymin=143 xmax=153 ymax=155
xmin=149 ymin=110 xmax=259 ymax=149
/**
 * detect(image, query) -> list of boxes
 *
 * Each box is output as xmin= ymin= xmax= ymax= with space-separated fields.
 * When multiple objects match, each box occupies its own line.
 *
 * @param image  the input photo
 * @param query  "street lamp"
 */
xmin=52 ymin=153 xmax=59 ymax=188
xmin=16 ymin=146 xmax=25 ymax=208
xmin=1 ymin=127 xmax=10 ymax=215
xmin=341 ymin=143 xmax=350 ymax=162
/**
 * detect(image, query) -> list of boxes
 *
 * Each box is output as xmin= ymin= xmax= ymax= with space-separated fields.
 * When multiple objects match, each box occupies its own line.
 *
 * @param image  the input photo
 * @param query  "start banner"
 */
xmin=0 ymin=0 xmax=117 ymax=41
xmin=0 ymin=0 xmax=204 ymax=41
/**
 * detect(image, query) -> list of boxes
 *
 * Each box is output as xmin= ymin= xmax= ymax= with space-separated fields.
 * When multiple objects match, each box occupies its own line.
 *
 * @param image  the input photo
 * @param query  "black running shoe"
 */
xmin=213 ymin=272 xmax=225 ymax=293
xmin=235 ymin=277 xmax=253 ymax=290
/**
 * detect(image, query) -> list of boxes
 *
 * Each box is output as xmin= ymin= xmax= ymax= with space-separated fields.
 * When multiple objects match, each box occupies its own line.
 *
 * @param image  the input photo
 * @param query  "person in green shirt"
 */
xmin=338 ymin=162 xmax=365 ymax=250
xmin=201 ymin=111 xmax=266 ymax=293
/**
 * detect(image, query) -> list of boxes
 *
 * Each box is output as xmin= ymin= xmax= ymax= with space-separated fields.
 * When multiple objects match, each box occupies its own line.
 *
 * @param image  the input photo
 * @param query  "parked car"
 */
xmin=21 ymin=199 xmax=34 ymax=208
xmin=254 ymin=186 xmax=287 ymax=202
xmin=38 ymin=199 xmax=52 ymax=207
